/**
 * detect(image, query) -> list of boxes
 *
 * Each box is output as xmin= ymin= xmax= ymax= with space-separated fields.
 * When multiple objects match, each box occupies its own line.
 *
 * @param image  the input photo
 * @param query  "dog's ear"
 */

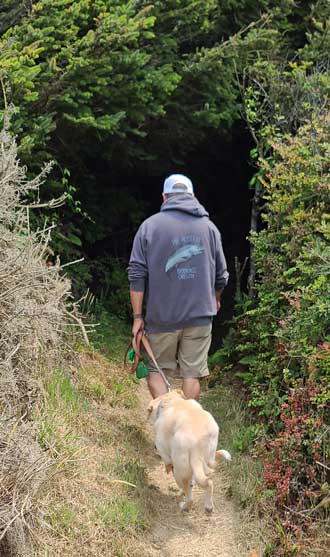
xmin=147 ymin=398 xmax=163 ymax=420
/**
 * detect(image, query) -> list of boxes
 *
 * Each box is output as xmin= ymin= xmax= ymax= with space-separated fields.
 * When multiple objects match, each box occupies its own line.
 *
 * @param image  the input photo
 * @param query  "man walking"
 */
xmin=128 ymin=174 xmax=228 ymax=400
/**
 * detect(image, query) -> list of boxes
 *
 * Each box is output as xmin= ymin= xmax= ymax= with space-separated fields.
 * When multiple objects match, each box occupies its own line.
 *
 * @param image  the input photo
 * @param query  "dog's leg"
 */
xmin=179 ymin=478 xmax=193 ymax=512
xmin=204 ymin=479 xmax=214 ymax=514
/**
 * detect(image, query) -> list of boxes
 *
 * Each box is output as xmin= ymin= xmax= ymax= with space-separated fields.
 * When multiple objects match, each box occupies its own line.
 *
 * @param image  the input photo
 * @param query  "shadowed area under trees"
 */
xmin=0 ymin=1 xmax=330 ymax=555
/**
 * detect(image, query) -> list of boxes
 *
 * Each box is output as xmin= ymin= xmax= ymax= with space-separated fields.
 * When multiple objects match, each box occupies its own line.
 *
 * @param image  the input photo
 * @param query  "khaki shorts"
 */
xmin=146 ymin=324 xmax=212 ymax=379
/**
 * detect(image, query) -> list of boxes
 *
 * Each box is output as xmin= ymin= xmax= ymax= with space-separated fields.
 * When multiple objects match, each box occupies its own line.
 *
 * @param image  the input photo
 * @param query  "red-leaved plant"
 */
xmin=261 ymin=380 xmax=329 ymax=533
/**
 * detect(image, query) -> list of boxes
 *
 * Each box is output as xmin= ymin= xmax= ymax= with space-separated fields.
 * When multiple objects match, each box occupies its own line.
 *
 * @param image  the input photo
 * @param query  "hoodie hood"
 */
xmin=160 ymin=194 xmax=209 ymax=218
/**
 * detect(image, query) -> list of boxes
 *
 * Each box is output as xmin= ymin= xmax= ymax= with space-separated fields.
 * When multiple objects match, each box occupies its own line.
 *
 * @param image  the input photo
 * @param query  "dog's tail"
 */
xmin=208 ymin=449 xmax=232 ymax=469
xmin=216 ymin=449 xmax=232 ymax=462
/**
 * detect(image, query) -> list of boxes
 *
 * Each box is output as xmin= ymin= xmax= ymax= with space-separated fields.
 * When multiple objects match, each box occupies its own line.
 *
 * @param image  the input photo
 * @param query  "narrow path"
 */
xmin=137 ymin=381 xmax=259 ymax=557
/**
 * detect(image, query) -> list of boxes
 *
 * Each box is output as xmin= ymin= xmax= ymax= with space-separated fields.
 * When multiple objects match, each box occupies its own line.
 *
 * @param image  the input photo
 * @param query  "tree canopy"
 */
xmin=0 ymin=1 xmax=328 ymax=299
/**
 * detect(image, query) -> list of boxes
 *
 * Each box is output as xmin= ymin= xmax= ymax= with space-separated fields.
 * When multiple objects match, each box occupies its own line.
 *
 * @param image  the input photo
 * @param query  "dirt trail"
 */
xmin=137 ymin=381 xmax=260 ymax=557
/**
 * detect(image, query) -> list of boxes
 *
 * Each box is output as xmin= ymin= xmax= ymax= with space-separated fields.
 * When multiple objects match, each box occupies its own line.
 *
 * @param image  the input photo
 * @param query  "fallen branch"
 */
xmin=109 ymin=479 xmax=137 ymax=488
xmin=16 ymin=193 xmax=68 ymax=210
xmin=63 ymin=310 xmax=90 ymax=345
xmin=316 ymin=460 xmax=330 ymax=472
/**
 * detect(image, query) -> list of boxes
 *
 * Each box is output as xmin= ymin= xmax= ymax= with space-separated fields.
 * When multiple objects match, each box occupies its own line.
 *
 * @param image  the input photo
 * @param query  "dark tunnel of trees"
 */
xmin=79 ymin=123 xmax=254 ymax=349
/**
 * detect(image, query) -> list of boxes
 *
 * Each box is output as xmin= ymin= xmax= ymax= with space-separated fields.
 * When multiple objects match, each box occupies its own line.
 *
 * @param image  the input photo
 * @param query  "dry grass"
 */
xmin=0 ymin=143 xmax=160 ymax=557
xmin=0 ymin=112 xmax=75 ymax=555
xmin=34 ymin=348 xmax=157 ymax=557
xmin=201 ymin=382 xmax=272 ymax=554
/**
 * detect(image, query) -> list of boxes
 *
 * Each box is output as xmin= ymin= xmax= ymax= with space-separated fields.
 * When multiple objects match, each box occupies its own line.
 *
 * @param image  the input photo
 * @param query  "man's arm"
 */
xmin=128 ymin=224 xmax=148 ymax=335
xmin=215 ymin=288 xmax=223 ymax=312
xmin=130 ymin=290 xmax=144 ymax=336
xmin=214 ymin=228 xmax=229 ymax=310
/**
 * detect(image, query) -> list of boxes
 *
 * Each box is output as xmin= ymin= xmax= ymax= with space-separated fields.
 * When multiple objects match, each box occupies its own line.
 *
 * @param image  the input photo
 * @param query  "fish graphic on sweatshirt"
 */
xmin=165 ymin=244 xmax=205 ymax=273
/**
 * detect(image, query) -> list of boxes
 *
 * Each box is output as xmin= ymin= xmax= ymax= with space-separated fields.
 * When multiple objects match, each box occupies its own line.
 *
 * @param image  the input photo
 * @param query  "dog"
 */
xmin=148 ymin=389 xmax=231 ymax=513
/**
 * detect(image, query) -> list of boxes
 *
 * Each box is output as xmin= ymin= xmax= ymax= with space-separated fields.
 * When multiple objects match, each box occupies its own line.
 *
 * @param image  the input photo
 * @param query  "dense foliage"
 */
xmin=236 ymin=119 xmax=330 ymax=413
xmin=0 ymin=0 xmax=322 ymax=305
xmin=212 ymin=78 xmax=330 ymax=556
xmin=208 ymin=5 xmax=330 ymax=550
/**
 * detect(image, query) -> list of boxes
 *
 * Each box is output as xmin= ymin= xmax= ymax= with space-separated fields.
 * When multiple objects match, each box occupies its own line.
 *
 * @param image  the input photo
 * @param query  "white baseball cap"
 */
xmin=163 ymin=174 xmax=194 ymax=194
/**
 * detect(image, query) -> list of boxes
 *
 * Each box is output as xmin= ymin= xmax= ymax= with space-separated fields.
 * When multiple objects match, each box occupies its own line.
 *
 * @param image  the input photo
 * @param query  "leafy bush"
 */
xmin=237 ymin=118 xmax=330 ymax=414
xmin=212 ymin=116 xmax=330 ymax=547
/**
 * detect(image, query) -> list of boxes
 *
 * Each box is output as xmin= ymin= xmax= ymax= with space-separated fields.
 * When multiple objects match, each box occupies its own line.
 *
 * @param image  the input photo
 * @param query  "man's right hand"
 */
xmin=215 ymin=289 xmax=223 ymax=313
xmin=132 ymin=317 xmax=144 ymax=338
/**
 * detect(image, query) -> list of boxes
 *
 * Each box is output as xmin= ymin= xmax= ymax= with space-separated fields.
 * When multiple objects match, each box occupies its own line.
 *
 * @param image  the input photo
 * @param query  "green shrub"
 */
xmin=91 ymin=257 xmax=131 ymax=321
xmin=213 ymin=118 xmax=330 ymax=544
xmin=221 ymin=118 xmax=330 ymax=419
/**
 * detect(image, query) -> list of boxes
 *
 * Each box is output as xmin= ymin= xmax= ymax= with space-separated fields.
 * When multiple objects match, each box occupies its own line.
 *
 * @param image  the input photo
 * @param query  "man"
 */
xmin=128 ymin=174 xmax=229 ymax=400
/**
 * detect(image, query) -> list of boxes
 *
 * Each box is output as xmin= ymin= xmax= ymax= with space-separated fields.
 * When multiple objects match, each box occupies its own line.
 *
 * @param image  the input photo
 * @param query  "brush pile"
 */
xmin=0 ymin=113 xmax=72 ymax=556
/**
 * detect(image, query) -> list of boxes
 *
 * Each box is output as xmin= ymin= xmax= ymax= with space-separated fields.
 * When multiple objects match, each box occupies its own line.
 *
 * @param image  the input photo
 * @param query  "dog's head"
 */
xmin=147 ymin=389 xmax=185 ymax=421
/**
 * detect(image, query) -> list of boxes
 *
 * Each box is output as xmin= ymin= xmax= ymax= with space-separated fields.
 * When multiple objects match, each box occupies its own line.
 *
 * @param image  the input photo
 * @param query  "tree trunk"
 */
xmin=235 ymin=256 xmax=248 ymax=301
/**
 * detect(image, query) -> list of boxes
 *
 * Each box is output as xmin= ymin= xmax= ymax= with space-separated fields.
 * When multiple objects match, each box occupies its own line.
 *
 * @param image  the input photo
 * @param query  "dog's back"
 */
xmin=150 ymin=391 xmax=231 ymax=512
xmin=169 ymin=399 xmax=220 ymax=485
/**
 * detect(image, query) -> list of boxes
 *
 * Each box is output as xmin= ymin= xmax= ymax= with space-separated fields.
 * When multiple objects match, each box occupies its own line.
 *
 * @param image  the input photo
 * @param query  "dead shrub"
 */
xmin=0 ymin=111 xmax=73 ymax=556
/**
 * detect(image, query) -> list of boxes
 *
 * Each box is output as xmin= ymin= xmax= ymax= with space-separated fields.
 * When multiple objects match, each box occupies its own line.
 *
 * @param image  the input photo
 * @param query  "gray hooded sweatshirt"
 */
xmin=128 ymin=194 xmax=229 ymax=333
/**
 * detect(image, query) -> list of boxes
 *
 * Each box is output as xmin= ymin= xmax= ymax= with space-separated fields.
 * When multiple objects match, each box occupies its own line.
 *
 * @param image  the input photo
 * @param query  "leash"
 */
xmin=128 ymin=330 xmax=171 ymax=392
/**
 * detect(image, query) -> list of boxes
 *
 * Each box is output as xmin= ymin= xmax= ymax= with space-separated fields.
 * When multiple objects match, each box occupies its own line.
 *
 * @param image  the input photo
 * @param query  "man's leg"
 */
xmin=146 ymin=331 xmax=179 ymax=399
xmin=147 ymin=372 xmax=168 ymax=399
xmin=178 ymin=324 xmax=212 ymax=401
xmin=182 ymin=377 xmax=200 ymax=400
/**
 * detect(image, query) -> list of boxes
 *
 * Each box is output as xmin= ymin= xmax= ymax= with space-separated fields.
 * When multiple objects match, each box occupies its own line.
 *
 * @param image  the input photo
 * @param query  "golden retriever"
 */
xmin=148 ymin=389 xmax=231 ymax=513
